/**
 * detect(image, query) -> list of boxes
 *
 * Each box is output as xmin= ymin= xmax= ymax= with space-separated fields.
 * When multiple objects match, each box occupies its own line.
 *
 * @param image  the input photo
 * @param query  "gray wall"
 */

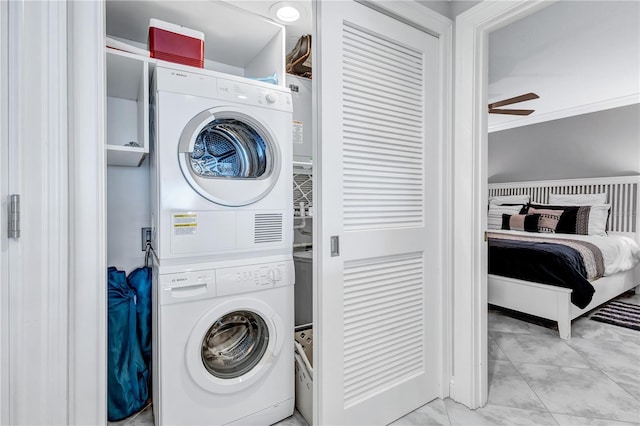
xmin=488 ymin=104 xmax=640 ymax=183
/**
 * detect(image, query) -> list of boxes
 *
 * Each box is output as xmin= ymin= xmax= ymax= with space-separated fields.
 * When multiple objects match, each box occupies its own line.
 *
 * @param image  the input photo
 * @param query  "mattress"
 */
xmin=489 ymin=230 xmax=640 ymax=275
xmin=488 ymin=230 xmax=640 ymax=308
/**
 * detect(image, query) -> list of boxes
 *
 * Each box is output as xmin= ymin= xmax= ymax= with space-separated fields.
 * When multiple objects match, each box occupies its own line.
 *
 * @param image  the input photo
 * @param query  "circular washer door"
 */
xmin=186 ymin=298 xmax=284 ymax=394
xmin=178 ymin=108 xmax=282 ymax=207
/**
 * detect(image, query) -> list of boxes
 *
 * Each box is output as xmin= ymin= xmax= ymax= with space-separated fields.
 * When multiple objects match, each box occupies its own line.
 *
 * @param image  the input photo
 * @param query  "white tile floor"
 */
xmin=387 ymin=290 xmax=640 ymax=426
xmin=111 ymin=291 xmax=640 ymax=426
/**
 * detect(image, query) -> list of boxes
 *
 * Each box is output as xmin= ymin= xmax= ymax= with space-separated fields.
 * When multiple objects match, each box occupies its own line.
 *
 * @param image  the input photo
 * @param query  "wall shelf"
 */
xmin=106 ymin=48 xmax=149 ymax=166
xmin=105 ymin=1 xmax=285 ymax=84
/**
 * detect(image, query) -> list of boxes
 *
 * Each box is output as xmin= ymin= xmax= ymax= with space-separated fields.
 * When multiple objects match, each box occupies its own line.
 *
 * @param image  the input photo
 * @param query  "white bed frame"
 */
xmin=488 ymin=175 xmax=640 ymax=339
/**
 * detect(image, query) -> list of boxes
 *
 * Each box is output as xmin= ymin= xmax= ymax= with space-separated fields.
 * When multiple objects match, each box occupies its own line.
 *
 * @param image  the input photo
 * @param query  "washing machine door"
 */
xmin=186 ymin=298 xmax=284 ymax=394
xmin=178 ymin=107 xmax=282 ymax=207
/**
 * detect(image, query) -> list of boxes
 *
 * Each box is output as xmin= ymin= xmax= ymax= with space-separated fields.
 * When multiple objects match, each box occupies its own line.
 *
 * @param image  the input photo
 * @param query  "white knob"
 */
xmin=265 ymin=93 xmax=277 ymax=104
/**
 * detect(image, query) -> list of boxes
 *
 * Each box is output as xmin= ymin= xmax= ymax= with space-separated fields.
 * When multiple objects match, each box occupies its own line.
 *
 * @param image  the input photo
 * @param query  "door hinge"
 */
xmin=9 ymin=194 xmax=20 ymax=239
xmin=484 ymin=231 xmax=488 ymax=242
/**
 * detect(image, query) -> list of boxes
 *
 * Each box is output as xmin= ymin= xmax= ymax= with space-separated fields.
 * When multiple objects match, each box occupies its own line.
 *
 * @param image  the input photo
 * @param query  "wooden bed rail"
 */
xmin=488 ymin=175 xmax=640 ymax=234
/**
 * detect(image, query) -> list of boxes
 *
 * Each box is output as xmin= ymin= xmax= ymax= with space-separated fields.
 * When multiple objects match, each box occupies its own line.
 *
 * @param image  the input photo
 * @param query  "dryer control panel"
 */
xmin=216 ymin=260 xmax=294 ymax=297
xmin=154 ymin=65 xmax=293 ymax=113
xmin=217 ymin=78 xmax=292 ymax=112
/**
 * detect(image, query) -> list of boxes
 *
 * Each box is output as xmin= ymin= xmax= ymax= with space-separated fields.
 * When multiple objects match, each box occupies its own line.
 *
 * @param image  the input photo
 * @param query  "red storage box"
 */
xmin=148 ymin=19 xmax=204 ymax=68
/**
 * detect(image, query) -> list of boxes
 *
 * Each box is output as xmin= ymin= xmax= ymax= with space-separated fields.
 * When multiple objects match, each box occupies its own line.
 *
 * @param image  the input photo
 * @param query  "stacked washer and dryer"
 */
xmin=150 ymin=65 xmax=294 ymax=425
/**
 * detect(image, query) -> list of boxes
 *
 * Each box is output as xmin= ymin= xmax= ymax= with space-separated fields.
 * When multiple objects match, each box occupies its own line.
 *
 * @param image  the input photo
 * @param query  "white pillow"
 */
xmin=489 ymin=194 xmax=530 ymax=205
xmin=548 ymin=192 xmax=607 ymax=206
xmin=587 ymin=204 xmax=611 ymax=236
xmin=488 ymin=204 xmax=524 ymax=230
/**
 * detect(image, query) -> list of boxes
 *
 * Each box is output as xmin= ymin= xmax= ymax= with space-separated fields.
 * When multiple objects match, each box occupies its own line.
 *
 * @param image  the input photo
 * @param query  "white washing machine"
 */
xmin=150 ymin=65 xmax=293 ymax=264
xmin=152 ymin=255 xmax=294 ymax=425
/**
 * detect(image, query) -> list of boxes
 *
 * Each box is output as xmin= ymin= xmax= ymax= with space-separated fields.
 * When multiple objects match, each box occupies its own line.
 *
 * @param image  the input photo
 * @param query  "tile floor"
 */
xmin=111 ymin=291 xmax=640 ymax=426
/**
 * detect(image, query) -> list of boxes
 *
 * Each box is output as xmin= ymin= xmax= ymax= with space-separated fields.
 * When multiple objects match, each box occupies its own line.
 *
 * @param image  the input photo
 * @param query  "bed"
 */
xmin=487 ymin=175 xmax=640 ymax=340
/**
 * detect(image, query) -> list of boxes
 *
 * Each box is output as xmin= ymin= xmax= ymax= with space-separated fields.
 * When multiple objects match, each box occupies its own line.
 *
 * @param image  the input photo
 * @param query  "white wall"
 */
xmin=107 ymin=159 xmax=151 ymax=272
xmin=488 ymin=104 xmax=640 ymax=183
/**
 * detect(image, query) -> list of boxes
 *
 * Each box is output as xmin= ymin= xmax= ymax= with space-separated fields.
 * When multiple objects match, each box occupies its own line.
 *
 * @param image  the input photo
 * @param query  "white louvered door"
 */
xmin=315 ymin=1 xmax=441 ymax=425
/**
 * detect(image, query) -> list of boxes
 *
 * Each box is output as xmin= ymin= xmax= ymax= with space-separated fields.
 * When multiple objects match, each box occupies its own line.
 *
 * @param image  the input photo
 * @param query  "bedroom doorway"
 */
xmin=451 ymin=0 xmax=553 ymax=409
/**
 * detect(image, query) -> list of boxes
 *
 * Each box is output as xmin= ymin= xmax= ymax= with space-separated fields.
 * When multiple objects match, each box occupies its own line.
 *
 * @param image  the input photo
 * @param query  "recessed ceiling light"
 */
xmin=277 ymin=6 xmax=300 ymax=22
xmin=270 ymin=2 xmax=302 ymax=24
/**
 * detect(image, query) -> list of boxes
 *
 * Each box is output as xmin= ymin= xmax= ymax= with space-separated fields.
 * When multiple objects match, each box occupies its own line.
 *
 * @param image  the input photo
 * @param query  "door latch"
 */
xmin=9 ymin=194 xmax=20 ymax=239
xmin=330 ymin=235 xmax=340 ymax=257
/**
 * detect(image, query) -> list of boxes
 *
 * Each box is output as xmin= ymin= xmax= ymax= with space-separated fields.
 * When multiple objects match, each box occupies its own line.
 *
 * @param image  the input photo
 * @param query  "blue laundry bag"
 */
xmin=127 ymin=266 xmax=152 ymax=367
xmin=107 ymin=267 xmax=149 ymax=421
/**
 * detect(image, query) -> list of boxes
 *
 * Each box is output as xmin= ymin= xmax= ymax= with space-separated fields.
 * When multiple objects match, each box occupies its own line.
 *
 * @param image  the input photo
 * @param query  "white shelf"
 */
xmin=106 ymin=48 xmax=149 ymax=167
xmin=105 ymin=1 xmax=285 ymax=84
xmin=106 ymin=144 xmax=147 ymax=167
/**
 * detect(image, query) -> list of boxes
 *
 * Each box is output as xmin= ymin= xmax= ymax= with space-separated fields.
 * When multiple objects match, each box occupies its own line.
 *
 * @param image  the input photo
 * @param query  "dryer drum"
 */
xmin=189 ymin=119 xmax=268 ymax=179
xmin=201 ymin=310 xmax=270 ymax=379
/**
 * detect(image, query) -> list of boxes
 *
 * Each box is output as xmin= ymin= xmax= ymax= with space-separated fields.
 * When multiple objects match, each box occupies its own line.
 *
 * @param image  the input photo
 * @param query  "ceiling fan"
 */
xmin=488 ymin=92 xmax=539 ymax=116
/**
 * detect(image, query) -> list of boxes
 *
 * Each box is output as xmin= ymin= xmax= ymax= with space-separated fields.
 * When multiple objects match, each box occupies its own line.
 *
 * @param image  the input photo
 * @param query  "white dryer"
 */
xmin=150 ymin=65 xmax=293 ymax=264
xmin=152 ymin=256 xmax=294 ymax=425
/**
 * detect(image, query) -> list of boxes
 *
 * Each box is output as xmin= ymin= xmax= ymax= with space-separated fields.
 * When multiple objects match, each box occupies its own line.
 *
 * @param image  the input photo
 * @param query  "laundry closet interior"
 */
xmin=105 ymin=1 xmax=314 ymax=424
xmin=103 ymin=0 xmax=449 ymax=424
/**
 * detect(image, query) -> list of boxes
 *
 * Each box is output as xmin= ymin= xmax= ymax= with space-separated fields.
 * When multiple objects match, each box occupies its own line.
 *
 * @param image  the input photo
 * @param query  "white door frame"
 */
xmin=0 ymin=1 xmax=9 ymax=423
xmin=451 ymin=0 xmax=554 ymax=409
xmin=312 ymin=1 xmax=453 ymax=422
xmin=67 ymin=1 xmax=107 ymax=424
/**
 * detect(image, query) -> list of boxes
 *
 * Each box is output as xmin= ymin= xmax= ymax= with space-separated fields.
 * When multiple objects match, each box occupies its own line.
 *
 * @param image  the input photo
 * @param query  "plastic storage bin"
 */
xmin=294 ymin=326 xmax=313 ymax=425
xmin=293 ymin=250 xmax=312 ymax=326
xmin=148 ymin=19 xmax=204 ymax=68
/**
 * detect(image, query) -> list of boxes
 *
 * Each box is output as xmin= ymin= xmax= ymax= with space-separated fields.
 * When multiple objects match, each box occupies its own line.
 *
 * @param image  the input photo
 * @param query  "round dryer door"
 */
xmin=178 ymin=108 xmax=281 ymax=207
xmin=186 ymin=298 xmax=284 ymax=394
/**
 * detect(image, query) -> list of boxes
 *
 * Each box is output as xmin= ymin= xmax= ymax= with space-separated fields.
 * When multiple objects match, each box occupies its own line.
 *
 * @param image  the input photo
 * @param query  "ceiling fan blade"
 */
xmin=488 ymin=92 xmax=539 ymax=109
xmin=489 ymin=108 xmax=535 ymax=116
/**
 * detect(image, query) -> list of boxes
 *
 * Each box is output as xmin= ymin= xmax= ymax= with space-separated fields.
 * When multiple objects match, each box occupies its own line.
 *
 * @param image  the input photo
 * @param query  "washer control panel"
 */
xmin=216 ymin=260 xmax=294 ymax=297
xmin=159 ymin=270 xmax=216 ymax=305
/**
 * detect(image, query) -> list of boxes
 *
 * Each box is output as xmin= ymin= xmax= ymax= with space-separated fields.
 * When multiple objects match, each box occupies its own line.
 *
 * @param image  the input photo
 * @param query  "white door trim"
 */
xmin=67 ymin=1 xmax=107 ymax=424
xmin=451 ymin=0 xmax=554 ymax=409
xmin=0 ymin=1 xmax=9 ymax=423
xmin=312 ymin=1 xmax=452 ymax=422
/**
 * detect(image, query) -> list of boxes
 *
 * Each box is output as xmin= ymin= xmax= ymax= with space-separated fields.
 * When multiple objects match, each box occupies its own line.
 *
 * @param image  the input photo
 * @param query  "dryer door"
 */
xmin=178 ymin=108 xmax=282 ymax=207
xmin=186 ymin=298 xmax=284 ymax=394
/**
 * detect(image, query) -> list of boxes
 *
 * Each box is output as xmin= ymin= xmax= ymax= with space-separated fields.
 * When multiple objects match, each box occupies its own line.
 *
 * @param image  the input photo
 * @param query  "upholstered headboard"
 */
xmin=488 ymin=176 xmax=640 ymax=239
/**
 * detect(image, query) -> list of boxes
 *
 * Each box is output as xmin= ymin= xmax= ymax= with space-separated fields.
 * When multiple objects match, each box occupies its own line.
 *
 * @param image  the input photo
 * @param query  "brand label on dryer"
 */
xmin=173 ymin=213 xmax=197 ymax=235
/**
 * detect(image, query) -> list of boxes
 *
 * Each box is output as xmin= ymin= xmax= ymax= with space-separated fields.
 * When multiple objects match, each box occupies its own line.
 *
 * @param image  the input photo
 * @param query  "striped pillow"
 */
xmin=501 ymin=214 xmax=541 ymax=232
xmin=488 ymin=204 xmax=525 ymax=230
xmin=528 ymin=208 xmax=562 ymax=233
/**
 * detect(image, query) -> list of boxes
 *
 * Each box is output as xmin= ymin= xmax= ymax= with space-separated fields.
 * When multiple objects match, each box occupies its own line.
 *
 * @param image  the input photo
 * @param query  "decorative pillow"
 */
xmin=489 ymin=194 xmax=530 ymax=205
xmin=549 ymin=192 xmax=607 ymax=206
xmin=527 ymin=203 xmax=610 ymax=236
xmin=488 ymin=204 xmax=525 ymax=230
xmin=528 ymin=204 xmax=580 ymax=234
xmin=527 ymin=208 xmax=562 ymax=233
xmin=585 ymin=204 xmax=610 ymax=236
xmin=501 ymin=214 xmax=541 ymax=232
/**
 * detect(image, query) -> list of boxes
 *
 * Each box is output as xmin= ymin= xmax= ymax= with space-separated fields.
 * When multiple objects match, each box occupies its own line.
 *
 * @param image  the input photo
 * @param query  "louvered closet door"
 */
xmin=315 ymin=1 xmax=440 ymax=425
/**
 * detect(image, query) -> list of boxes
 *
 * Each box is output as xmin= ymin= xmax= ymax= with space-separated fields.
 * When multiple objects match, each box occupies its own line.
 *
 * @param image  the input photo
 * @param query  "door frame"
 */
xmin=67 ymin=1 xmax=107 ymax=424
xmin=0 ymin=0 xmax=9 ymax=423
xmin=312 ymin=1 xmax=453 ymax=422
xmin=451 ymin=0 xmax=554 ymax=409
